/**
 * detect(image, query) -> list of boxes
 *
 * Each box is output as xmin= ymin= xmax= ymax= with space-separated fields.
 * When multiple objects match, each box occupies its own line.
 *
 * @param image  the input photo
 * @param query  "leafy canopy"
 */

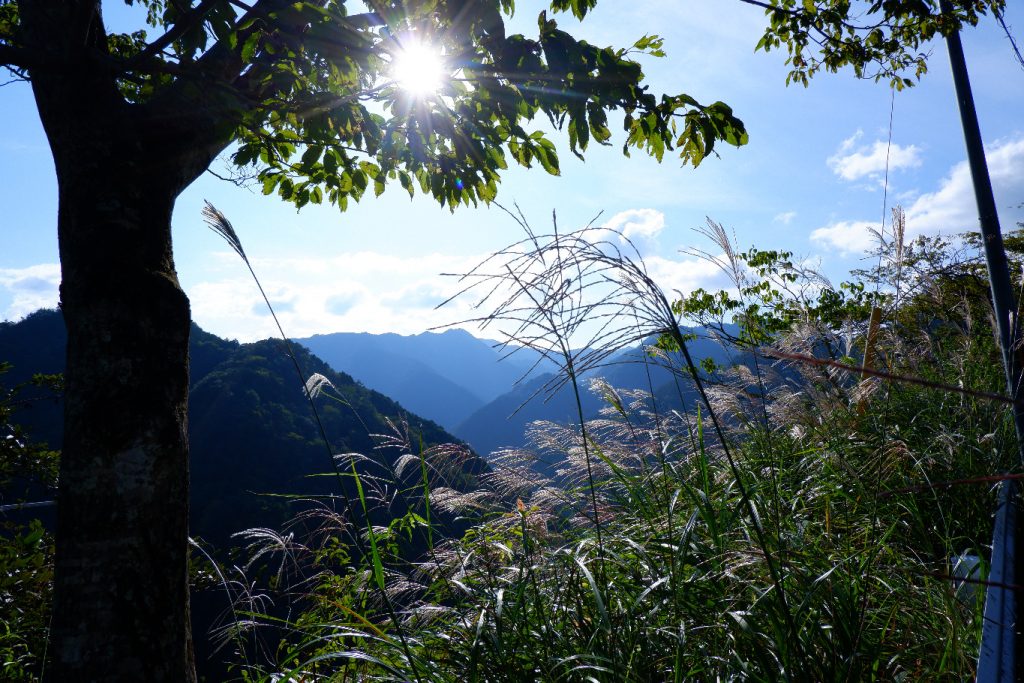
xmin=751 ymin=0 xmax=1006 ymax=88
xmin=1 ymin=0 xmax=748 ymax=211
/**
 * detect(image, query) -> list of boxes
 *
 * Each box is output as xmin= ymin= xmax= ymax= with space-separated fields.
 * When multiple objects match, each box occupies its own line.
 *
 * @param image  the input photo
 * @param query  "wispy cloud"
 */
xmin=904 ymin=136 xmax=1024 ymax=235
xmin=811 ymin=135 xmax=1024 ymax=255
xmin=189 ymin=233 xmax=729 ymax=342
xmin=188 ymin=251 xmax=476 ymax=341
xmin=645 ymin=254 xmax=730 ymax=298
xmin=0 ymin=263 xmax=60 ymax=320
xmin=604 ymin=208 xmax=666 ymax=240
xmin=828 ymin=130 xmax=922 ymax=183
xmin=773 ymin=211 xmax=797 ymax=225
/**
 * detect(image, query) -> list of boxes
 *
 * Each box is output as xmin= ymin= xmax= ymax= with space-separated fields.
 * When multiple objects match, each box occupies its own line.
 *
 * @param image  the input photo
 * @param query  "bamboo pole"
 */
xmin=861 ymin=306 xmax=883 ymax=381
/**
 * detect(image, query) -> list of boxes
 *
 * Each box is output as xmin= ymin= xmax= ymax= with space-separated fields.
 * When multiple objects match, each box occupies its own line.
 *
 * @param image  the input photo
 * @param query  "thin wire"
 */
xmin=995 ymin=7 xmax=1024 ymax=72
xmin=848 ymin=84 xmax=896 ymax=681
xmin=872 ymin=87 xmax=896 ymax=295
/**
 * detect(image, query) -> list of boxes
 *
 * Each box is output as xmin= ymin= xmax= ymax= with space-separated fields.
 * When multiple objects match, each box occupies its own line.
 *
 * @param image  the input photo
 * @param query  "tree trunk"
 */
xmin=18 ymin=1 xmax=243 ymax=677
xmin=49 ymin=170 xmax=196 ymax=682
xmin=18 ymin=3 xmax=222 ymax=678
xmin=33 ymin=76 xmax=200 ymax=682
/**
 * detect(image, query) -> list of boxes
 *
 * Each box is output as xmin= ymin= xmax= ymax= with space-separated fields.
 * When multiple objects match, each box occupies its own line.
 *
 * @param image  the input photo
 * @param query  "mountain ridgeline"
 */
xmin=297 ymin=328 xmax=739 ymax=458
xmin=297 ymin=328 xmax=558 ymax=430
xmin=0 ymin=310 xmax=474 ymax=545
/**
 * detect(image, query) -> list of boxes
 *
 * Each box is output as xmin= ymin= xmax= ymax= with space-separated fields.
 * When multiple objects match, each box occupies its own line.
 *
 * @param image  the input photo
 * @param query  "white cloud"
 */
xmin=812 ymin=136 xmax=1024 ymax=256
xmin=904 ymin=136 xmax=1024 ymax=236
xmin=0 ymin=263 xmax=60 ymax=320
xmin=809 ymin=221 xmax=879 ymax=256
xmin=828 ymin=133 xmax=922 ymax=182
xmin=603 ymin=208 xmax=665 ymax=241
xmin=598 ymin=208 xmax=667 ymax=259
xmin=836 ymin=130 xmax=863 ymax=154
xmin=644 ymin=254 xmax=730 ymax=298
xmin=773 ymin=211 xmax=797 ymax=225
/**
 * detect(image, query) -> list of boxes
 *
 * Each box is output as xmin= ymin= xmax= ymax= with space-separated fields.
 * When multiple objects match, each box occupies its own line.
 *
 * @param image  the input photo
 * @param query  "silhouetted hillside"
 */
xmin=0 ymin=310 xmax=473 ymax=544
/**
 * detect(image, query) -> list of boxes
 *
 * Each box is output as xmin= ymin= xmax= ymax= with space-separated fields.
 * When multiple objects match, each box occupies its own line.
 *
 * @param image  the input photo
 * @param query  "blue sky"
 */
xmin=2 ymin=1 xmax=1023 ymax=342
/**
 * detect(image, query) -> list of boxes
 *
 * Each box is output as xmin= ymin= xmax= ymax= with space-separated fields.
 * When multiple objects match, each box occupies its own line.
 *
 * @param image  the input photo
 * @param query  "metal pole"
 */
xmin=941 ymin=0 xmax=1024 ymax=462
xmin=976 ymin=480 xmax=1018 ymax=683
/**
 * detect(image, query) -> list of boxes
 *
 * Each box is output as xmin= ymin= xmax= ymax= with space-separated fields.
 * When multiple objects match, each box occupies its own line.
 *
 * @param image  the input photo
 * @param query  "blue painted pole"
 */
xmin=976 ymin=481 xmax=1017 ymax=682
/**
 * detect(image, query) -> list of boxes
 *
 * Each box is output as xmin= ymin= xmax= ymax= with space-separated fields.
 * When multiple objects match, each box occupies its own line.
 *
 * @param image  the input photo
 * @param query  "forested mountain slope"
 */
xmin=0 ymin=310 xmax=469 ymax=544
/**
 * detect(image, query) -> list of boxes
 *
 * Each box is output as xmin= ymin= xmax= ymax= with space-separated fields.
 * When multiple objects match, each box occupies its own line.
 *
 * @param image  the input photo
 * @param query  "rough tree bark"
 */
xmin=50 ymin=172 xmax=194 ymax=682
xmin=21 ymin=2 xmax=228 ymax=678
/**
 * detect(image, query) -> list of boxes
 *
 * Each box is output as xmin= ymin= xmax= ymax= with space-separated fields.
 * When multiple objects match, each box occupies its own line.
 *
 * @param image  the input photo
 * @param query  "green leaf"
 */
xmin=300 ymin=145 xmax=323 ymax=169
xmin=398 ymin=171 xmax=414 ymax=198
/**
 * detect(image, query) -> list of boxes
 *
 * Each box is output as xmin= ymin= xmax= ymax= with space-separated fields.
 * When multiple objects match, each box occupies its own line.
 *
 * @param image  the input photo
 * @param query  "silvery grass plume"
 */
xmin=439 ymin=206 xmax=804 ymax=658
xmin=303 ymin=372 xmax=335 ymax=400
xmin=688 ymin=218 xmax=746 ymax=291
xmin=231 ymin=527 xmax=304 ymax=581
xmin=202 ymin=200 xmax=248 ymax=263
xmin=892 ymin=205 xmax=907 ymax=268
xmin=439 ymin=204 xmax=686 ymax=399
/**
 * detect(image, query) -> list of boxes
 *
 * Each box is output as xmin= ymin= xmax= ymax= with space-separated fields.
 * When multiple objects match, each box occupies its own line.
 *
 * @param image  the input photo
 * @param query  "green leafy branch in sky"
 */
xmin=228 ymin=3 xmax=748 ymax=212
xmin=748 ymin=0 xmax=1006 ymax=88
xmin=0 ymin=1 xmax=750 ymax=213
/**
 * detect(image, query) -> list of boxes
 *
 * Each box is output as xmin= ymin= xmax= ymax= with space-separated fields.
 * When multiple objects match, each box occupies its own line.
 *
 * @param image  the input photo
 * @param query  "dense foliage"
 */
xmin=0 ymin=364 xmax=59 ymax=682
xmin=753 ymin=0 xmax=1006 ymax=88
xmin=1 ymin=0 xmax=751 ymax=211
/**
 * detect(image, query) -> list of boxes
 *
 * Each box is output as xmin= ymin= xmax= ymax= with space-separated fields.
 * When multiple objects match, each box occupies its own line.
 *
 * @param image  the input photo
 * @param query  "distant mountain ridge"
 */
xmin=0 ymin=310 xmax=737 ymax=519
xmin=454 ymin=333 xmax=741 ymax=458
xmin=297 ymin=326 xmax=739 ymax=459
xmin=297 ymin=328 xmax=557 ymax=430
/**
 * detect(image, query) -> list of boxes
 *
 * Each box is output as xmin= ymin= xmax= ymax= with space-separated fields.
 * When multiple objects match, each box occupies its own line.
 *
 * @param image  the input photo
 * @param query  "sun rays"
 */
xmin=389 ymin=36 xmax=447 ymax=97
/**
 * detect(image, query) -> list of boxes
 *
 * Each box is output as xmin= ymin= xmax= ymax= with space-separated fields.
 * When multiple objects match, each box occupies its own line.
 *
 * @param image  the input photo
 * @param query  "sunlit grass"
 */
xmin=218 ymin=216 xmax=1005 ymax=681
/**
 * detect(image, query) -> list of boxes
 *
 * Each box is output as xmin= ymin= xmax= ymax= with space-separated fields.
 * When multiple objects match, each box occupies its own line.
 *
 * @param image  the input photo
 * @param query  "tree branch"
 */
xmin=124 ymin=0 xmax=224 ymax=71
xmin=1 ymin=74 xmax=28 ymax=87
xmin=0 ymin=44 xmax=45 ymax=69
